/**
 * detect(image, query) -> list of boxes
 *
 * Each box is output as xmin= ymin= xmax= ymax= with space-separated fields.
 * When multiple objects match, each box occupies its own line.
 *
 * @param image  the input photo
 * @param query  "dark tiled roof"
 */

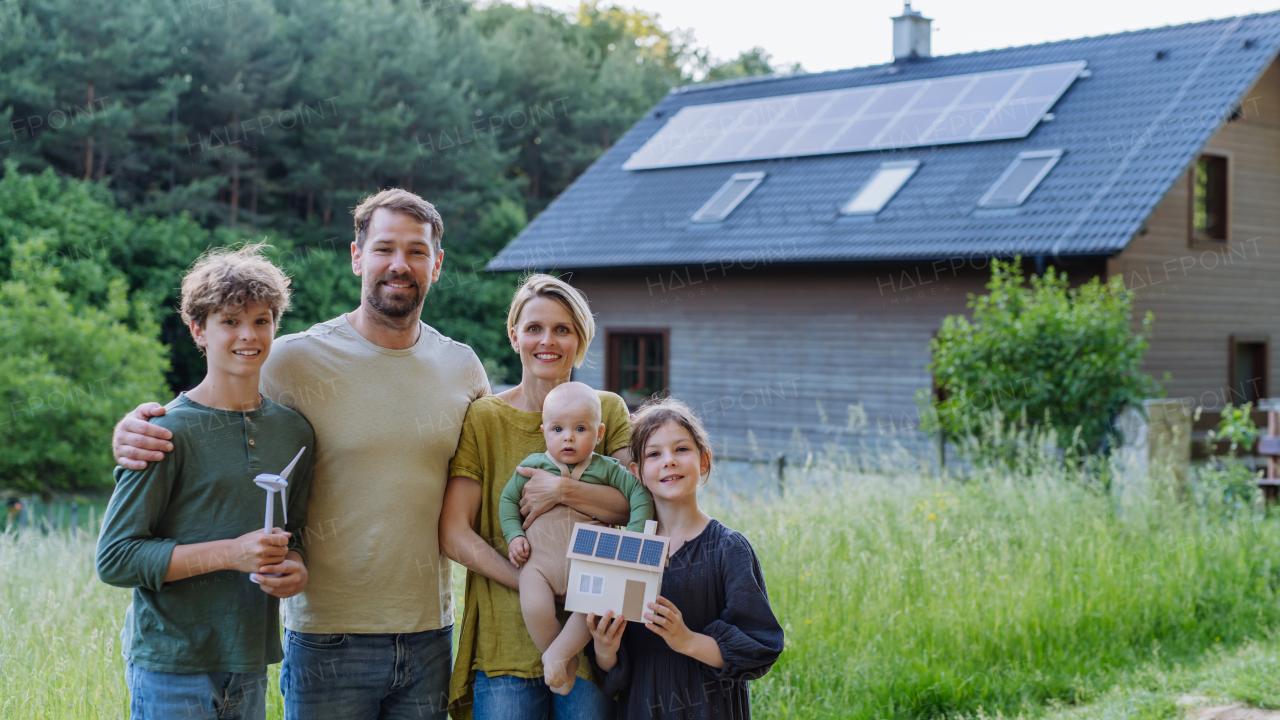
xmin=489 ymin=13 xmax=1280 ymax=271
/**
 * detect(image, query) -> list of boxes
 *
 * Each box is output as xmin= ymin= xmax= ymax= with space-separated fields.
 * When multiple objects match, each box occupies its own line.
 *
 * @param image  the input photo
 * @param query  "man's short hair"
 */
xmin=352 ymin=188 xmax=444 ymax=254
xmin=180 ymin=242 xmax=292 ymax=329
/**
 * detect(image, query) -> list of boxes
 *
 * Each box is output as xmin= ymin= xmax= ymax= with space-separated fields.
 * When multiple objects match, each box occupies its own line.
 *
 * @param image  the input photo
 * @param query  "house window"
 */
xmin=577 ymin=572 xmax=605 ymax=597
xmin=841 ymin=160 xmax=920 ymax=215
xmin=1192 ymin=154 xmax=1228 ymax=242
xmin=1229 ymin=337 xmax=1268 ymax=404
xmin=978 ymin=150 xmax=1062 ymax=208
xmin=607 ymin=331 xmax=668 ymax=409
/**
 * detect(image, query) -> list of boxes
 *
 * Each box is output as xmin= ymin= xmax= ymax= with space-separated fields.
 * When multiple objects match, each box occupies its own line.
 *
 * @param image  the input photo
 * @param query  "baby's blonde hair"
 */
xmin=543 ymin=382 xmax=602 ymax=426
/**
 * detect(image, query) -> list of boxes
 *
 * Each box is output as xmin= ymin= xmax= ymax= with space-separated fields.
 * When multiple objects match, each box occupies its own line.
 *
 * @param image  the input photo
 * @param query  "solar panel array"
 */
xmin=573 ymin=529 xmax=598 ymax=555
xmin=639 ymin=540 xmax=664 ymax=567
xmin=572 ymin=526 xmax=665 ymax=567
xmin=622 ymin=61 xmax=1086 ymax=171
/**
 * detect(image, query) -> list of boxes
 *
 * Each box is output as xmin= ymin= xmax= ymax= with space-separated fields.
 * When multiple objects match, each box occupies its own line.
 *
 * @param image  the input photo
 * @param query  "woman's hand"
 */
xmin=587 ymin=610 xmax=626 ymax=672
xmin=516 ymin=466 xmax=567 ymax=528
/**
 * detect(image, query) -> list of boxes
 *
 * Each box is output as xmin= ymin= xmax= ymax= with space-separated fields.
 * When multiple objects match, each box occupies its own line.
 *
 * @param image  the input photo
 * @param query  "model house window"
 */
xmin=607 ymin=331 xmax=668 ymax=409
xmin=1229 ymin=338 xmax=1267 ymax=404
xmin=1192 ymin=154 xmax=1228 ymax=242
xmin=841 ymin=160 xmax=920 ymax=215
xmin=577 ymin=573 xmax=605 ymax=597
xmin=978 ymin=150 xmax=1062 ymax=208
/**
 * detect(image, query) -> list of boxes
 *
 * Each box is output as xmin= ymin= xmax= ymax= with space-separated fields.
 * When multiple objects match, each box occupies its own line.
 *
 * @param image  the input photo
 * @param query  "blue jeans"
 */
xmin=125 ymin=663 xmax=268 ymax=720
xmin=281 ymin=627 xmax=453 ymax=720
xmin=472 ymin=671 xmax=615 ymax=720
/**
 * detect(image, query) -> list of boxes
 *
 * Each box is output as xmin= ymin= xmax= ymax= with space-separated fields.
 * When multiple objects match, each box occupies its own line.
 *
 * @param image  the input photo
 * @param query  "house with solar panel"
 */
xmin=488 ymin=5 xmax=1280 ymax=461
xmin=564 ymin=521 xmax=668 ymax=622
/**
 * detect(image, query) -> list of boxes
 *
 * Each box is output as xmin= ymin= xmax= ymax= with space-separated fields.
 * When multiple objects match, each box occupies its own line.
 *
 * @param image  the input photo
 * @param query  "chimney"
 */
xmin=892 ymin=2 xmax=932 ymax=61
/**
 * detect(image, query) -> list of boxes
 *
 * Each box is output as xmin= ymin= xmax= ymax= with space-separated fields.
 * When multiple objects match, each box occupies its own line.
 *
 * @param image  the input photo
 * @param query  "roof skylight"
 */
xmin=691 ymin=172 xmax=764 ymax=222
xmin=979 ymin=150 xmax=1062 ymax=208
xmin=842 ymin=160 xmax=920 ymax=215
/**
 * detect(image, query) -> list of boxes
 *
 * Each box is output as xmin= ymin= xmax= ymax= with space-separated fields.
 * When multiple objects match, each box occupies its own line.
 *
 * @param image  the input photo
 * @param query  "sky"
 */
xmin=544 ymin=0 xmax=1280 ymax=73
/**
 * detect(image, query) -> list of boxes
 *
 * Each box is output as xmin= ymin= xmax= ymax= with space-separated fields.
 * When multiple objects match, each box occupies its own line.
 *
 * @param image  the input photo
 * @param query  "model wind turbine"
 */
xmin=250 ymin=446 xmax=306 ymax=584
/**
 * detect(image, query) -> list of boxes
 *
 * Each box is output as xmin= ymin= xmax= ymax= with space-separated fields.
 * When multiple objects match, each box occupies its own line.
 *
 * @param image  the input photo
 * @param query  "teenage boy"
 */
xmin=97 ymin=243 xmax=314 ymax=720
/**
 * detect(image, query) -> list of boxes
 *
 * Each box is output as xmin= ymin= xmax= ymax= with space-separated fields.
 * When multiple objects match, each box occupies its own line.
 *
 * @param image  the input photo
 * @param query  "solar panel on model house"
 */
xmin=617 ymin=536 xmax=643 ymax=563
xmin=639 ymin=540 xmax=664 ymax=567
xmin=573 ymin=529 xmax=598 ymax=555
xmin=595 ymin=532 xmax=621 ymax=559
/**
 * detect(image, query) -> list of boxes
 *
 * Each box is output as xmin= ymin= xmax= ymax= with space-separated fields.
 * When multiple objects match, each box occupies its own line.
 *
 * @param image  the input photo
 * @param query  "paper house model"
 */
xmin=563 ymin=520 xmax=668 ymax=623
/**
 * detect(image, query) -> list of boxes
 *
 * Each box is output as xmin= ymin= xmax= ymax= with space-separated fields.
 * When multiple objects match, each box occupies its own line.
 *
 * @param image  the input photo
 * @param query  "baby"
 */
xmin=499 ymin=382 xmax=654 ymax=693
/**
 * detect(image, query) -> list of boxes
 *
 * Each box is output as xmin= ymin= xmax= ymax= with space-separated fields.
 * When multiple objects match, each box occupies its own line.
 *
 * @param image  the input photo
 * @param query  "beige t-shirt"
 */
xmin=260 ymin=315 xmax=489 ymax=634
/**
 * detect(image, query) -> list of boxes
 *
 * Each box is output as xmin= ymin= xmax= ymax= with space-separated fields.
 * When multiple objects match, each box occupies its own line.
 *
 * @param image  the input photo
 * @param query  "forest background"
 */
xmin=0 ymin=0 xmax=794 ymax=491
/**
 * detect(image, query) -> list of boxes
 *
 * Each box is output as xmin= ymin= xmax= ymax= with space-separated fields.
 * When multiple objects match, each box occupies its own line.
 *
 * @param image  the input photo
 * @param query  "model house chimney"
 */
xmin=892 ymin=3 xmax=932 ymax=60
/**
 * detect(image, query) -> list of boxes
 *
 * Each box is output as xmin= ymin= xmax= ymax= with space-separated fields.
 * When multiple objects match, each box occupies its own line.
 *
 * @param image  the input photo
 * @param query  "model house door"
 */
xmin=623 ymin=579 xmax=646 ymax=621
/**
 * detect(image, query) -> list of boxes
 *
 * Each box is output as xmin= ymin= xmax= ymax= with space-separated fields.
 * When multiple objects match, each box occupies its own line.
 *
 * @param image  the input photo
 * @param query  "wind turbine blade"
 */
xmin=279 ymin=447 xmax=306 ymax=481
xmin=281 ymin=486 xmax=288 ymax=527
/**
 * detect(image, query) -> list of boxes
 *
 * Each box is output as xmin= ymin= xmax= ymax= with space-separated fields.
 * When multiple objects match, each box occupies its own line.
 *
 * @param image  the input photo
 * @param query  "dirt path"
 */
xmin=1182 ymin=696 xmax=1280 ymax=720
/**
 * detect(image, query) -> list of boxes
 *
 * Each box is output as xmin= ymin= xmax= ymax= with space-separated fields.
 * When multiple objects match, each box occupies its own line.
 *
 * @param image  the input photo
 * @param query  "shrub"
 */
xmin=926 ymin=257 xmax=1159 ymax=453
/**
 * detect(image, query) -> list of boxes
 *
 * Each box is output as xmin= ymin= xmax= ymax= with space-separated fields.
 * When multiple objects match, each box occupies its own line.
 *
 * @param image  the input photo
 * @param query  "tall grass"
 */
xmin=719 ymin=465 xmax=1280 ymax=719
xmin=3 ymin=461 xmax=1279 ymax=719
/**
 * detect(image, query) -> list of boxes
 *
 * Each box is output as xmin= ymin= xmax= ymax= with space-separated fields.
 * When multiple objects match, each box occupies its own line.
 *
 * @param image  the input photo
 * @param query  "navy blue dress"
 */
xmin=594 ymin=520 xmax=784 ymax=719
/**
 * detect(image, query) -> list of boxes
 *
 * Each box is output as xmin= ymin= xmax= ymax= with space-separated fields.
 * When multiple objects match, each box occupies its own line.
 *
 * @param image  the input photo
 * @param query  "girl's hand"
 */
xmin=507 ymin=536 xmax=530 ymax=567
xmin=587 ymin=610 xmax=626 ymax=671
xmin=516 ymin=466 xmax=566 ymax=528
xmin=644 ymin=596 xmax=695 ymax=654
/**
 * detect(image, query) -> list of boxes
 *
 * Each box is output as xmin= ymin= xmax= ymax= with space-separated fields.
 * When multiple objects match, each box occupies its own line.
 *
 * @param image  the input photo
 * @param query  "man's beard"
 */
xmin=365 ymin=272 xmax=427 ymax=320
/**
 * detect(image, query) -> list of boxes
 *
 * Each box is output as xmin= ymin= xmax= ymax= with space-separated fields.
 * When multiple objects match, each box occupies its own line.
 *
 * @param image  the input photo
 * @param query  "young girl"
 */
xmin=587 ymin=397 xmax=783 ymax=719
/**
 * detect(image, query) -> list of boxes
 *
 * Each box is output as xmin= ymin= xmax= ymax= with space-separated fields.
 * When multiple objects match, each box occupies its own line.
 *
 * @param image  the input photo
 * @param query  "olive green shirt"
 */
xmin=499 ymin=453 xmax=652 ymax=545
xmin=96 ymin=394 xmax=315 ymax=674
xmin=446 ymin=392 xmax=631 ymax=719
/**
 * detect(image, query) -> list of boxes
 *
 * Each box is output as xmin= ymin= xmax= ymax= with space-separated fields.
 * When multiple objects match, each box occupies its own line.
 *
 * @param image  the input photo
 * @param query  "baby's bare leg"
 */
xmin=521 ymin=506 xmax=596 ymax=691
xmin=519 ymin=555 xmax=563 ymax=653
xmin=542 ymin=613 xmax=592 ymax=688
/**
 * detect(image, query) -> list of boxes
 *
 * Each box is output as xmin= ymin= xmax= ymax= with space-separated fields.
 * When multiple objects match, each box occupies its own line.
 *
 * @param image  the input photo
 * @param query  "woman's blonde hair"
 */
xmin=628 ymin=396 xmax=715 ymax=486
xmin=506 ymin=273 xmax=595 ymax=367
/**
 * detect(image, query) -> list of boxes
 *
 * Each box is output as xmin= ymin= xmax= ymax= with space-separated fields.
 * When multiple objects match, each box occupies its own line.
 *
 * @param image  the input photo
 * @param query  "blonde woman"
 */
xmin=440 ymin=274 xmax=632 ymax=719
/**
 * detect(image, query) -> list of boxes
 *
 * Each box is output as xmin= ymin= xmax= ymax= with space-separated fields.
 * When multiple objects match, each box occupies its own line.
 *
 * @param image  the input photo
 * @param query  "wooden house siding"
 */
xmin=1109 ymin=59 xmax=1280 ymax=410
xmin=572 ymin=264 xmax=991 ymax=458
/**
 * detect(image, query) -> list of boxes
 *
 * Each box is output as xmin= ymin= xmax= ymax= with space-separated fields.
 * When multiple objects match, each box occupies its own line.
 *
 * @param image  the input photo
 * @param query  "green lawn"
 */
xmin=3 ymin=465 xmax=1279 ymax=719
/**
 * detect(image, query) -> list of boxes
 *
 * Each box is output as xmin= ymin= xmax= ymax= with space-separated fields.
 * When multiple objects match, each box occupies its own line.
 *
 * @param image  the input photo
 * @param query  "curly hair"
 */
xmin=180 ymin=242 xmax=292 ymax=330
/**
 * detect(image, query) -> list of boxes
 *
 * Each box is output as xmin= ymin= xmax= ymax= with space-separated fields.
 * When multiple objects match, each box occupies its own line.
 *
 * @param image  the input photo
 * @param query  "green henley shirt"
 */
xmin=96 ymin=393 xmax=314 ymax=674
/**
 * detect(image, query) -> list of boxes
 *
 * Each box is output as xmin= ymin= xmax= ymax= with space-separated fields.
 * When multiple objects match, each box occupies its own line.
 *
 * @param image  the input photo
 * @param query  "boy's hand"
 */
xmin=112 ymin=402 xmax=172 ymax=470
xmin=587 ymin=610 xmax=626 ymax=672
xmin=229 ymin=528 xmax=290 ymax=574
xmin=254 ymin=552 xmax=307 ymax=598
xmin=507 ymin=536 xmax=530 ymax=567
